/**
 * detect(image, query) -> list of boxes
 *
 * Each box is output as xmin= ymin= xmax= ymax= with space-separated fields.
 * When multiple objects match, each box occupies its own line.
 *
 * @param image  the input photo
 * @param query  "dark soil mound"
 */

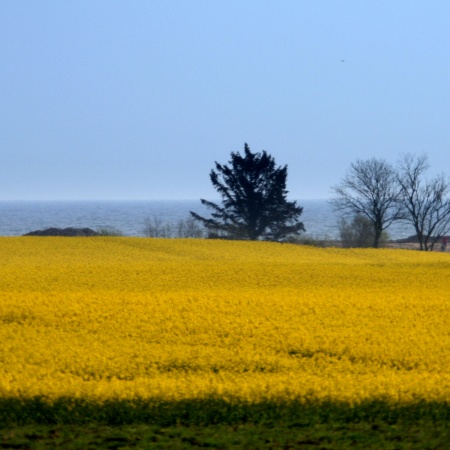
xmin=23 ymin=227 xmax=100 ymax=237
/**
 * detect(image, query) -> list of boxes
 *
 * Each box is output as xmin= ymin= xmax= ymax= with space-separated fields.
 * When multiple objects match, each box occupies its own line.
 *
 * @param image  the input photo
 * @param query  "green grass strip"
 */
xmin=1 ymin=397 xmax=449 ymax=427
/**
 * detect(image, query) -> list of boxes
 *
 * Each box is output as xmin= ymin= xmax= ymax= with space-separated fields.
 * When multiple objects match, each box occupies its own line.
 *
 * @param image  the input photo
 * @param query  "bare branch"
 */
xmin=330 ymin=158 xmax=402 ymax=248
xmin=397 ymin=153 xmax=450 ymax=250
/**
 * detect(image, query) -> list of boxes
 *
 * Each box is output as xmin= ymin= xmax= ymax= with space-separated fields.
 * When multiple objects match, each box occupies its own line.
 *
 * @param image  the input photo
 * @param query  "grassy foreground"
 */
xmin=1 ymin=237 xmax=450 ymax=446
xmin=2 ymin=420 xmax=449 ymax=449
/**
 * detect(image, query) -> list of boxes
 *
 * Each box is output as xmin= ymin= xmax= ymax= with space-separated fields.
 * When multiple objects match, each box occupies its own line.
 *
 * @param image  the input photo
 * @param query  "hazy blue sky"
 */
xmin=2 ymin=1 xmax=450 ymax=200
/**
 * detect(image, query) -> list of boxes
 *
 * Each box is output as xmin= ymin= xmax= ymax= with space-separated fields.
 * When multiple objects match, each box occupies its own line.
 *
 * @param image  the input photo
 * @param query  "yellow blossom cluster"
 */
xmin=1 ymin=237 xmax=449 ymax=405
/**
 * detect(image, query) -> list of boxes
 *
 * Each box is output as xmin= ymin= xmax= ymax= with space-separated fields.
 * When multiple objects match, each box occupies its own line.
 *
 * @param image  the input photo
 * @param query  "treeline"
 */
xmin=140 ymin=145 xmax=450 ymax=252
xmin=331 ymin=154 xmax=450 ymax=250
xmin=143 ymin=216 xmax=205 ymax=238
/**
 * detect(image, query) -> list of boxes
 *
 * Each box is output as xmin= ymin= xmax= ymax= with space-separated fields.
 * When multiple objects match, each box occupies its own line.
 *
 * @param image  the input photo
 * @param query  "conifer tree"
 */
xmin=191 ymin=143 xmax=305 ymax=241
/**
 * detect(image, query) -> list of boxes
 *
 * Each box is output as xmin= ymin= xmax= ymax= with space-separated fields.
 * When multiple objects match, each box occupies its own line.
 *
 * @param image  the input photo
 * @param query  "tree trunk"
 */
xmin=373 ymin=223 xmax=383 ymax=248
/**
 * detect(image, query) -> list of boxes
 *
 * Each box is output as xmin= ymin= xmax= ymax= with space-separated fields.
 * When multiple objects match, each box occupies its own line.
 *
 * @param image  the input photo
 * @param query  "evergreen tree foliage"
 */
xmin=190 ymin=144 xmax=305 ymax=241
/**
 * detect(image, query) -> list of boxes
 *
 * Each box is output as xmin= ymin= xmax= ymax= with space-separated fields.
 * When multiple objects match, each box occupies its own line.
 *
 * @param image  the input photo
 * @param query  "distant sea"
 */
xmin=0 ymin=199 xmax=414 ymax=240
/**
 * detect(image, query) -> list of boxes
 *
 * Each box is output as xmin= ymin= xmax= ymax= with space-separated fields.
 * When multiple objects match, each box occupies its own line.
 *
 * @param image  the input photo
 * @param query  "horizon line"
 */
xmin=0 ymin=197 xmax=331 ymax=202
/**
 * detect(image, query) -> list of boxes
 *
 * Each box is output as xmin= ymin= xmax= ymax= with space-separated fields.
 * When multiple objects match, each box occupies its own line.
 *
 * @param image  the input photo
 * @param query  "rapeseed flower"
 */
xmin=0 ymin=237 xmax=449 ymax=405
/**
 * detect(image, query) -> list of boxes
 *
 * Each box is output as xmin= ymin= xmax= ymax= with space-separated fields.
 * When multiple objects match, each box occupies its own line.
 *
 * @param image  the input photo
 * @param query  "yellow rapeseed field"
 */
xmin=1 ymin=237 xmax=449 ymax=406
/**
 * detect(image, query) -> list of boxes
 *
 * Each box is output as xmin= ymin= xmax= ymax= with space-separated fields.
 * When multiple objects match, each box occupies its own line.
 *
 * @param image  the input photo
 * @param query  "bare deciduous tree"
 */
xmin=330 ymin=158 xmax=403 ymax=248
xmin=338 ymin=214 xmax=383 ymax=248
xmin=175 ymin=216 xmax=205 ymax=238
xmin=397 ymin=153 xmax=450 ymax=251
xmin=143 ymin=216 xmax=173 ymax=237
xmin=143 ymin=216 xmax=205 ymax=238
